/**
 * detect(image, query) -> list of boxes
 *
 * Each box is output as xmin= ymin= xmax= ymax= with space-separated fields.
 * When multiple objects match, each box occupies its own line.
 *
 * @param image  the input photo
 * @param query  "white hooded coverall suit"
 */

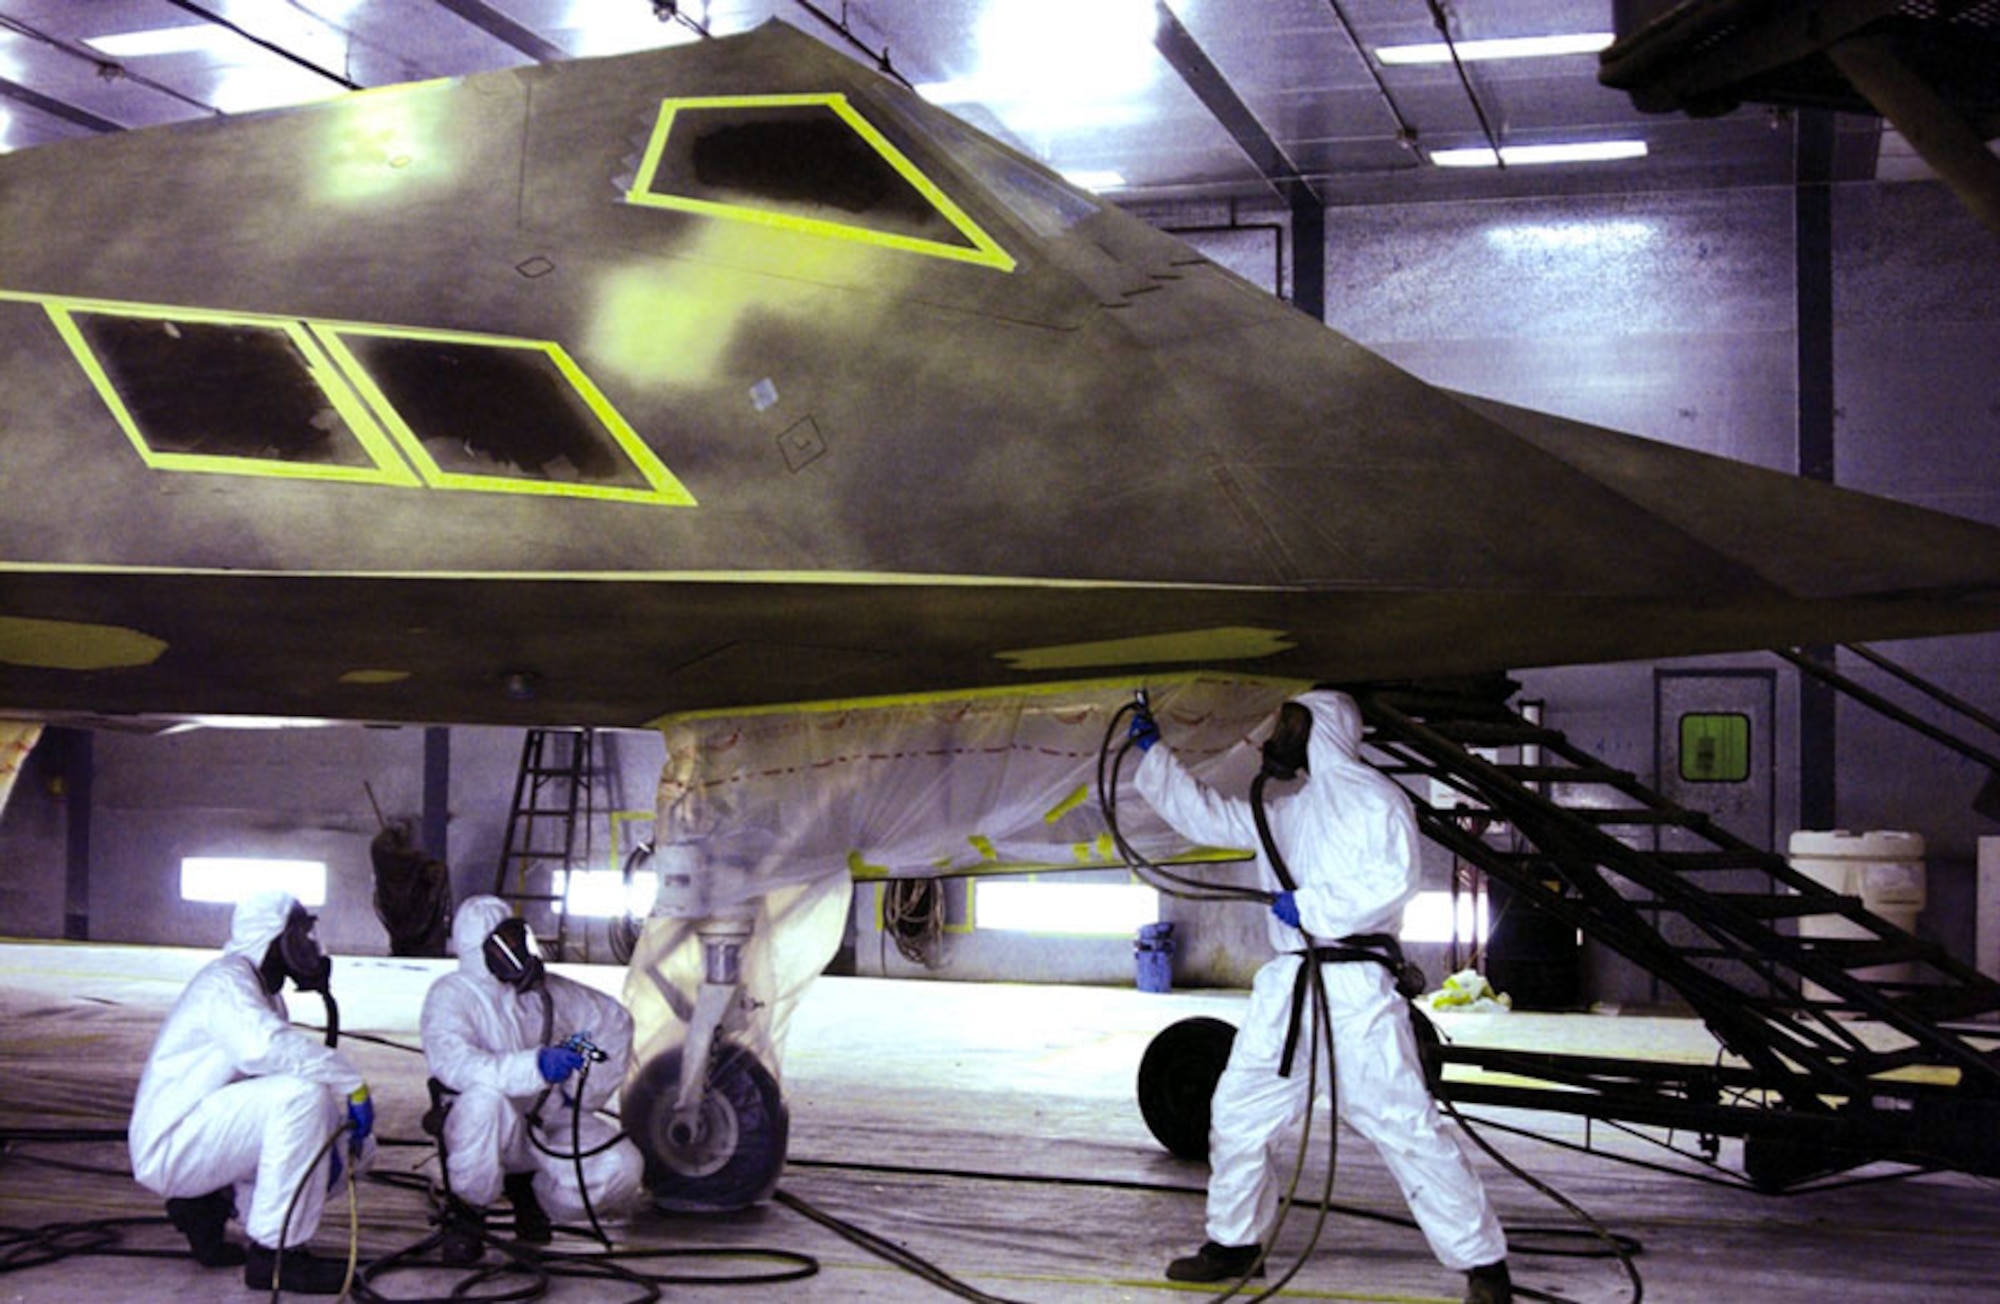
xmin=128 ymin=889 xmax=365 ymax=1250
xmin=420 ymin=895 xmax=644 ymax=1218
xmin=1136 ymin=689 xmax=1507 ymax=1271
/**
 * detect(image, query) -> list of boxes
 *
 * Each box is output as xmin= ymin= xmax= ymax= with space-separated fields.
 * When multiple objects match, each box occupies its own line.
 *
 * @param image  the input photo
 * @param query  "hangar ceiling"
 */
xmin=2 ymin=0 xmax=1991 ymax=218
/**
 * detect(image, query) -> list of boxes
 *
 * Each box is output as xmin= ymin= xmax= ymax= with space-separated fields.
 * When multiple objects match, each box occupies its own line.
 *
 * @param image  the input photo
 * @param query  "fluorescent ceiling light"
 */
xmin=919 ymin=0 xmax=1158 ymax=131
xmin=86 ymin=27 xmax=240 ymax=58
xmin=1431 ymin=140 xmax=1648 ymax=168
xmin=1376 ymin=33 xmax=1614 ymax=66
xmin=1061 ymin=169 xmax=1128 ymax=192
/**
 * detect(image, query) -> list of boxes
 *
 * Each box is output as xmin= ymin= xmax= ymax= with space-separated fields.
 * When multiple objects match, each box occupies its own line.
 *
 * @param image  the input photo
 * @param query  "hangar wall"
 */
xmin=3 ymin=177 xmax=1997 ymax=1005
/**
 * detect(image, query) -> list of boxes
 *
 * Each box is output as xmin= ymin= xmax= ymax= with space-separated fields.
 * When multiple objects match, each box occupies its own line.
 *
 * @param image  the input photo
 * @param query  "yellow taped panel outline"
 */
xmin=9 ymin=289 xmax=691 ymax=505
xmin=1044 ymin=785 xmax=1090 ymax=824
xmin=626 ymin=93 xmax=1016 ymax=273
xmin=314 ymin=324 xmax=695 ymax=506
xmin=652 ymin=670 xmax=1312 ymax=728
xmin=42 ymin=300 xmax=420 ymax=488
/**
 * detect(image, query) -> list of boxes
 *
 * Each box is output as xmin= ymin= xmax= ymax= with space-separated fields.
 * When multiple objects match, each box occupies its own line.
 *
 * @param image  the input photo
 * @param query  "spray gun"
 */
xmin=563 ymin=1031 xmax=610 ymax=1064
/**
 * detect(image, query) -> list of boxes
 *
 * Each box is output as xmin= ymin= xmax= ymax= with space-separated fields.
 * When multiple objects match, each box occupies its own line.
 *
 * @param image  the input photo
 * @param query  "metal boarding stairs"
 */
xmin=1350 ymin=680 xmax=2000 ymax=1189
xmin=491 ymin=726 xmax=595 ymax=962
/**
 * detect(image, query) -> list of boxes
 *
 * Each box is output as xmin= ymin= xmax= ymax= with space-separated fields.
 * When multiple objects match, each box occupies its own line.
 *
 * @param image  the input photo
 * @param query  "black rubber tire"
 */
xmin=1136 ymin=1016 xmax=1237 ymax=1161
xmin=623 ymin=1039 xmax=789 ymax=1211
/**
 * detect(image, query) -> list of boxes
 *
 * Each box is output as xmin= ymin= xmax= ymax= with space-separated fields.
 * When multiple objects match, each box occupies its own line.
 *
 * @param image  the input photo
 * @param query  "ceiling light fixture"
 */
xmin=84 ymin=27 xmax=240 ymax=59
xmin=1430 ymin=140 xmax=1648 ymax=168
xmin=1060 ymin=169 xmax=1128 ymax=192
xmin=1376 ymin=33 xmax=1614 ymax=66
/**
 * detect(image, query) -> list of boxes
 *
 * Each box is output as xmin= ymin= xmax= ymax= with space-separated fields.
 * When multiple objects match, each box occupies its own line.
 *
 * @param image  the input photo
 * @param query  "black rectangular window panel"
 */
xmin=341 ymin=337 xmax=649 ymax=488
xmin=77 ymin=313 xmax=366 ymax=465
xmin=654 ymin=103 xmax=972 ymax=250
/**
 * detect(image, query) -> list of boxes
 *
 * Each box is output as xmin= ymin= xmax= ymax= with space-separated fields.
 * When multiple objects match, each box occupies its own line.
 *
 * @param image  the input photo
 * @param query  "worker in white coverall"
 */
xmin=128 ymin=889 xmax=374 ymax=1296
xmin=420 ymin=894 xmax=644 ymax=1264
xmin=1129 ymin=689 xmax=1513 ymax=1304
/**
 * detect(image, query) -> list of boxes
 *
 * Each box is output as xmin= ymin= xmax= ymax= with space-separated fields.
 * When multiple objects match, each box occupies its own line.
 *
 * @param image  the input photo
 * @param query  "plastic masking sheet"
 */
xmin=621 ymin=674 xmax=1304 ymax=1080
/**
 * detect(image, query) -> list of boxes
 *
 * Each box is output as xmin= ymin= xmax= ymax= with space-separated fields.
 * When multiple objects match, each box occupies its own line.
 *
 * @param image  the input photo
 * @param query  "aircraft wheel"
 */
xmin=624 ymin=1040 xmax=789 ymax=1211
xmin=1137 ymin=1016 xmax=1236 ymax=1161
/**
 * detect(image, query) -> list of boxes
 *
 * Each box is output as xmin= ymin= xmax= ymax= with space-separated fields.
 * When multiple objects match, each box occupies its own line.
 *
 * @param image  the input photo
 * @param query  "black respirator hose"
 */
xmin=528 ymin=985 xmax=558 ymax=1126
xmin=1096 ymin=701 xmax=1272 ymax=905
xmin=320 ymin=989 xmax=340 ymax=1050
xmin=1248 ymin=770 xmax=1301 ymax=901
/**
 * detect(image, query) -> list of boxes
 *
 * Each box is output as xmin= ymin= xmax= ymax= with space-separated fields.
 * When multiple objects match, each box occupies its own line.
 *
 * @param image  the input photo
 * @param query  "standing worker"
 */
xmin=1128 ymin=688 xmax=1512 ymax=1304
xmin=129 ymin=889 xmax=374 ymax=1296
xmin=420 ymin=895 xmax=644 ymax=1264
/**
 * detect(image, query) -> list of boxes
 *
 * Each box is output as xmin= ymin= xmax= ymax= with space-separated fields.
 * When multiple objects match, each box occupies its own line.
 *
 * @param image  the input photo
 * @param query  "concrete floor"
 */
xmin=3 ymin=939 xmax=1998 ymax=1302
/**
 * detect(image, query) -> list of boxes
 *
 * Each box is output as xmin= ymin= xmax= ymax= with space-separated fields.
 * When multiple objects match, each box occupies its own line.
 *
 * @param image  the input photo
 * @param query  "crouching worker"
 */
xmin=129 ymin=889 xmax=375 ymax=1296
xmin=421 ymin=895 xmax=644 ymax=1264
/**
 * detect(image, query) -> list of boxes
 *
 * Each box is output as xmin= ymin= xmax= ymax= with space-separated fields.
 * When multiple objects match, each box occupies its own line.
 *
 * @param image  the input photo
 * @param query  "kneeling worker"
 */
xmin=421 ymin=895 xmax=643 ymax=1263
xmin=1129 ymin=689 xmax=1512 ymax=1304
xmin=129 ymin=889 xmax=374 ymax=1295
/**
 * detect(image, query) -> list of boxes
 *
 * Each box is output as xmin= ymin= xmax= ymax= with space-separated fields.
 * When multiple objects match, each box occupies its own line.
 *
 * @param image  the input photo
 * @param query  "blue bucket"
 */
xmin=1135 ymin=922 xmax=1176 ymax=993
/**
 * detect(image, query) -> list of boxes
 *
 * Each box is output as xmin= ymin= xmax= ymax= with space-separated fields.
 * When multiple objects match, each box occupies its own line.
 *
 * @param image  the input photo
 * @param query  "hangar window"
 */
xmin=626 ymin=93 xmax=1015 ymax=271
xmin=181 ymin=857 xmax=327 ymax=906
xmin=316 ymin=328 xmax=696 ymax=506
xmin=1680 ymin=712 xmax=1751 ymax=783
xmin=53 ymin=307 xmax=416 ymax=486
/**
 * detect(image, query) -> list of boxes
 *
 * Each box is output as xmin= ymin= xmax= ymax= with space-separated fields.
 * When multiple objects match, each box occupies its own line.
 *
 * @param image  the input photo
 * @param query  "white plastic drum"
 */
xmin=1788 ymin=829 xmax=1927 ymax=995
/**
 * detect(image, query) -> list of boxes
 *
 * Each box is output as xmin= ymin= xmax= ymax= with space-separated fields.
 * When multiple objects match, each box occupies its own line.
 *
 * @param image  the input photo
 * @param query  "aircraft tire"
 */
xmin=624 ymin=1039 xmax=789 ymax=1212
xmin=1136 ymin=1016 xmax=1237 ymax=1161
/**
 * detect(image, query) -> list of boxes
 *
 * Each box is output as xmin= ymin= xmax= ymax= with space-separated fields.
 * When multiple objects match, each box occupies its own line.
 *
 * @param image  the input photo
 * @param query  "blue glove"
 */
xmin=1128 ymin=709 xmax=1161 ymax=753
xmin=1271 ymin=891 xmax=1301 ymax=929
xmin=346 ymin=1086 xmax=374 ymax=1146
xmin=537 ymin=1044 xmax=587 ymax=1084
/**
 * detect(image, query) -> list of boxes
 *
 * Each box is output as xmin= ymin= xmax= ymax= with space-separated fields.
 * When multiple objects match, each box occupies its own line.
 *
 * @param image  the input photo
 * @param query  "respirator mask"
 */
xmin=262 ymin=902 xmax=332 ymax=994
xmin=483 ymin=916 xmax=547 ymax=991
xmin=1260 ymin=701 xmax=1313 ymax=782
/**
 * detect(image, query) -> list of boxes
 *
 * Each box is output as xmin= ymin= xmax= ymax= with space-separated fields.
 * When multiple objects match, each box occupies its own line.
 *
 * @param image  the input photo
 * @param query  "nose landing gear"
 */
xmin=624 ymin=1040 xmax=788 ymax=1212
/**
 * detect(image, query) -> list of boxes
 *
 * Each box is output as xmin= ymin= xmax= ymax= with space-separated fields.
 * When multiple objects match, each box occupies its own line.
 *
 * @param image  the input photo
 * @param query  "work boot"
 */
xmin=244 ymin=1241 xmax=347 ymax=1295
xmin=439 ymin=1197 xmax=486 ymax=1266
xmin=503 ymin=1171 xmax=552 ymax=1245
xmin=1165 ymin=1240 xmax=1265 ymax=1282
xmin=164 ymin=1188 xmax=245 ymax=1267
xmin=1466 ymin=1260 xmax=1513 ymax=1304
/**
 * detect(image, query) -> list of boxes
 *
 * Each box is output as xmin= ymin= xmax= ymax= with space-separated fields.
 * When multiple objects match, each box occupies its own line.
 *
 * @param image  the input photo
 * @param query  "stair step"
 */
xmin=1895 ymin=987 xmax=2000 ymax=1023
xmin=1419 ymin=720 xmax=1564 ymax=747
xmin=1500 ymin=763 xmax=1632 ymax=784
xmin=1567 ymin=806 xmax=1698 ymax=827
xmin=1677 ymin=892 xmax=1862 ymax=919
xmin=1796 ymin=937 xmax=1926 ymax=968
xmin=1654 ymin=850 xmax=1780 ymax=873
